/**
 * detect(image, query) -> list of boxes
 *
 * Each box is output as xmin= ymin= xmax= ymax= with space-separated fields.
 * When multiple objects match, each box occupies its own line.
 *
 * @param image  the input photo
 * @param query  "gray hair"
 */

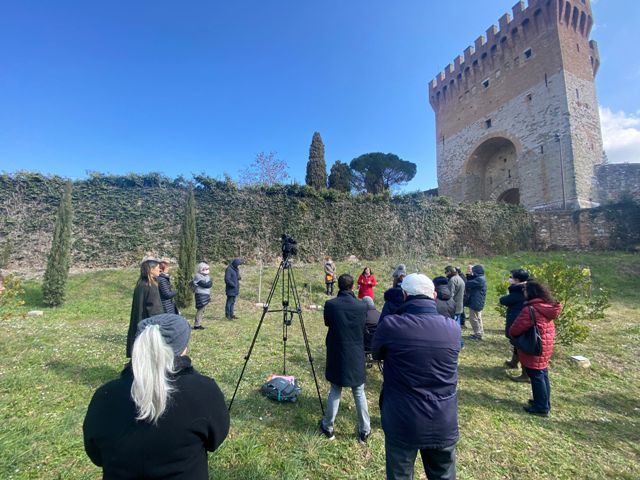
xmin=361 ymin=296 xmax=375 ymax=310
xmin=130 ymin=324 xmax=176 ymax=424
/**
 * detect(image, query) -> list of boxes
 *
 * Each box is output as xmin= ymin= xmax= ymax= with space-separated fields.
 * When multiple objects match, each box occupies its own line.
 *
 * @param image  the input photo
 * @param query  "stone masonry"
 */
xmin=429 ymin=0 xmax=604 ymax=211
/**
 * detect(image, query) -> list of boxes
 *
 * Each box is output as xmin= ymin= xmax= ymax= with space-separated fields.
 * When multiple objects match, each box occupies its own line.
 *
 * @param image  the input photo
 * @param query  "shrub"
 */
xmin=42 ymin=181 xmax=73 ymax=306
xmin=496 ymin=261 xmax=610 ymax=346
xmin=175 ymin=186 xmax=197 ymax=309
xmin=0 ymin=273 xmax=26 ymax=320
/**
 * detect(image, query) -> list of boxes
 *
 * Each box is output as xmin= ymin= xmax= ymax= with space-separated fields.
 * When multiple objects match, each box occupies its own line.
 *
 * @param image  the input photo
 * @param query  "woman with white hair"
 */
xmin=84 ymin=314 xmax=229 ymax=479
xmin=192 ymin=262 xmax=212 ymax=329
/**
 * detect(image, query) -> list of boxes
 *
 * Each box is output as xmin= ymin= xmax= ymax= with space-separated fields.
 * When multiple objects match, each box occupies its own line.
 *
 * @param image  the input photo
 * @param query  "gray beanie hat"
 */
xmin=137 ymin=314 xmax=191 ymax=356
xmin=392 ymin=264 xmax=407 ymax=279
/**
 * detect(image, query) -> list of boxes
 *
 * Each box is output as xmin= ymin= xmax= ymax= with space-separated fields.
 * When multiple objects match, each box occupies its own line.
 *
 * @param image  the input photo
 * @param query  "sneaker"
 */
xmin=468 ymin=334 xmax=483 ymax=341
xmin=358 ymin=431 xmax=370 ymax=444
xmin=319 ymin=421 xmax=335 ymax=440
xmin=232 ymin=315 xmax=239 ymax=320
xmin=523 ymin=406 xmax=549 ymax=417
xmin=510 ymin=373 xmax=530 ymax=383
xmin=193 ymin=325 xmax=205 ymax=330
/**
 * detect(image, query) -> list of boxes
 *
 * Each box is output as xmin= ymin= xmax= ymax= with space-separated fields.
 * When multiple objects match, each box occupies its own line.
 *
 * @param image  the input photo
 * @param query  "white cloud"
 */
xmin=599 ymin=106 xmax=640 ymax=163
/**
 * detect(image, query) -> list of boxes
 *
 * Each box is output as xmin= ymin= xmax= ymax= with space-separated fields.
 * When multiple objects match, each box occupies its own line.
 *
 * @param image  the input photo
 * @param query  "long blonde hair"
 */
xmin=130 ymin=324 xmax=176 ymax=424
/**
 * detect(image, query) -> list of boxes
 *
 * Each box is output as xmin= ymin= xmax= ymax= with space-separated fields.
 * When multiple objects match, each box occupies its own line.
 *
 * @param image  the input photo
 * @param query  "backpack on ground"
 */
xmin=260 ymin=375 xmax=301 ymax=403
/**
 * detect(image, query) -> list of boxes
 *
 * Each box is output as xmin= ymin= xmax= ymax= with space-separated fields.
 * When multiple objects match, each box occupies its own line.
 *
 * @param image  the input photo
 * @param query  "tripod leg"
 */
xmin=288 ymin=267 xmax=325 ymax=416
xmin=228 ymin=262 xmax=284 ymax=412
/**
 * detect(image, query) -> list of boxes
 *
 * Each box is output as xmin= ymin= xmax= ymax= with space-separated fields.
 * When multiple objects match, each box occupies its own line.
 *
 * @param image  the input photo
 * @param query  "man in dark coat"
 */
xmin=158 ymin=258 xmax=178 ymax=314
xmin=500 ymin=268 xmax=530 ymax=381
xmin=465 ymin=264 xmax=487 ymax=340
xmin=379 ymin=263 xmax=407 ymax=323
xmin=224 ymin=258 xmax=242 ymax=320
xmin=373 ymin=273 xmax=461 ymax=480
xmin=319 ymin=274 xmax=371 ymax=443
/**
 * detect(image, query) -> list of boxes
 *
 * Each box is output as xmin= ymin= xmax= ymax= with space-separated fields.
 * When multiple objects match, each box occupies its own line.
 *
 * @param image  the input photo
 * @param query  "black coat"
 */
xmin=83 ymin=356 xmax=229 ymax=480
xmin=224 ymin=259 xmax=242 ymax=297
xmin=372 ymin=296 xmax=460 ymax=449
xmin=499 ymin=283 xmax=526 ymax=337
xmin=323 ymin=290 xmax=367 ymax=387
xmin=465 ymin=265 xmax=487 ymax=312
xmin=158 ymin=272 xmax=178 ymax=314
xmin=126 ymin=280 xmax=164 ymax=358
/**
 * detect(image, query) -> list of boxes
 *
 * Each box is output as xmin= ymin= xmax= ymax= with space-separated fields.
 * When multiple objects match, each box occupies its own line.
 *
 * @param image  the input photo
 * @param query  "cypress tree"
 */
xmin=305 ymin=131 xmax=327 ymax=189
xmin=42 ymin=181 xmax=73 ymax=306
xmin=176 ymin=186 xmax=198 ymax=309
xmin=328 ymin=160 xmax=352 ymax=192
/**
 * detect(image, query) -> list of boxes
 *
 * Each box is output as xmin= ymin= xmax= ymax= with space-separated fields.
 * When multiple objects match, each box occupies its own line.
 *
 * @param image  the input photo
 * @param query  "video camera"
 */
xmin=281 ymin=234 xmax=298 ymax=260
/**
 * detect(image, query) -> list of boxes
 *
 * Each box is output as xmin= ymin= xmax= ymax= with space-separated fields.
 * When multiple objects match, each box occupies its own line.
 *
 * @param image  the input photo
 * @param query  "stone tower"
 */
xmin=429 ymin=0 xmax=603 ymax=210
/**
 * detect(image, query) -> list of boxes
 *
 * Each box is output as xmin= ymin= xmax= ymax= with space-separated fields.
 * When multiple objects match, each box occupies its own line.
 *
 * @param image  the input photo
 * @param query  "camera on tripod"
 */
xmin=281 ymin=234 xmax=298 ymax=260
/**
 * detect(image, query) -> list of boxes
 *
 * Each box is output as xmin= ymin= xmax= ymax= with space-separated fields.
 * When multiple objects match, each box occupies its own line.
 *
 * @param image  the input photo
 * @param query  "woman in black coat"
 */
xmin=499 ymin=268 xmax=529 ymax=377
xmin=84 ymin=314 xmax=229 ymax=480
xmin=157 ymin=259 xmax=178 ymax=314
xmin=126 ymin=258 xmax=164 ymax=358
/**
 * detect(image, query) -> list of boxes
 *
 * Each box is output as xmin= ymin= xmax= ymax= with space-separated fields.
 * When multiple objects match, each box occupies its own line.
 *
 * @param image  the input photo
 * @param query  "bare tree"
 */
xmin=239 ymin=152 xmax=290 ymax=186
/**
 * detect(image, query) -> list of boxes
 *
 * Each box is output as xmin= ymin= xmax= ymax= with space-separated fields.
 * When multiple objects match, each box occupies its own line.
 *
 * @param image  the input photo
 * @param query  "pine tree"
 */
xmin=176 ymin=186 xmax=198 ymax=309
xmin=305 ymin=131 xmax=327 ymax=189
xmin=42 ymin=181 xmax=73 ymax=306
xmin=328 ymin=160 xmax=352 ymax=192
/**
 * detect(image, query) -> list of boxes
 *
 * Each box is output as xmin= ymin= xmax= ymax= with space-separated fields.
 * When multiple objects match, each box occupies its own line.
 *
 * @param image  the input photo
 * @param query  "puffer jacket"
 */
xmin=465 ymin=265 xmax=487 ymax=312
xmin=509 ymin=298 xmax=562 ymax=370
xmin=192 ymin=273 xmax=212 ymax=310
xmin=435 ymin=282 xmax=456 ymax=318
xmin=158 ymin=272 xmax=178 ymax=314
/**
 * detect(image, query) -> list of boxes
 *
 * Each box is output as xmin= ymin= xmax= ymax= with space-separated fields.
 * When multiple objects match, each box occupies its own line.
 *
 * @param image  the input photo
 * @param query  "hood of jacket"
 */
xmin=526 ymin=298 xmax=562 ymax=321
xmin=435 ymin=283 xmax=452 ymax=301
xmin=231 ymin=258 xmax=242 ymax=269
xmin=472 ymin=264 xmax=485 ymax=276
xmin=384 ymin=286 xmax=404 ymax=304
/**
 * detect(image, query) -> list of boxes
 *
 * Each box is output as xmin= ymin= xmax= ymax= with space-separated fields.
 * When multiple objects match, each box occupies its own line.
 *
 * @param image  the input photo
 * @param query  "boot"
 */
xmin=510 ymin=368 xmax=530 ymax=383
xmin=504 ymin=350 xmax=519 ymax=369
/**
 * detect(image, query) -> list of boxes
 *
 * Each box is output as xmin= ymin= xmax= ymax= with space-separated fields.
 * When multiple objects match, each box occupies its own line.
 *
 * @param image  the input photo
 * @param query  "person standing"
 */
xmin=126 ymin=257 xmax=164 ymax=358
xmin=319 ymin=274 xmax=371 ymax=443
xmin=357 ymin=267 xmax=377 ymax=300
xmin=433 ymin=276 xmax=456 ymax=318
xmin=158 ymin=258 xmax=178 ymax=315
xmin=445 ymin=266 xmax=465 ymax=329
xmin=509 ymin=280 xmax=562 ymax=417
xmin=224 ymin=258 xmax=242 ymax=320
xmin=324 ymin=256 xmax=337 ymax=295
xmin=465 ymin=264 xmax=487 ymax=340
xmin=500 ymin=268 xmax=530 ymax=382
xmin=380 ymin=264 xmax=407 ymax=323
xmin=192 ymin=262 xmax=212 ymax=330
xmin=373 ymin=274 xmax=461 ymax=480
xmin=84 ymin=314 xmax=230 ymax=479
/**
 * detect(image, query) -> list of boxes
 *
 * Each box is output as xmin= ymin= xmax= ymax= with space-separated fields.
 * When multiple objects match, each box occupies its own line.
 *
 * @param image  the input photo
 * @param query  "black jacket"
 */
xmin=126 ymin=280 xmax=164 ymax=358
xmin=158 ymin=272 xmax=178 ymax=314
xmin=372 ymin=297 xmax=460 ymax=449
xmin=83 ymin=356 xmax=229 ymax=480
xmin=379 ymin=286 xmax=404 ymax=323
xmin=224 ymin=259 xmax=242 ymax=297
xmin=323 ymin=290 xmax=367 ymax=387
xmin=499 ymin=283 xmax=526 ymax=337
xmin=465 ymin=265 xmax=487 ymax=312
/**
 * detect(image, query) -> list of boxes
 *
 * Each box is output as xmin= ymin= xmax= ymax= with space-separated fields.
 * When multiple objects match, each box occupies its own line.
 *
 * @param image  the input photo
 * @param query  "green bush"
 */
xmin=495 ymin=261 xmax=610 ymax=346
xmin=0 ymin=273 xmax=25 ymax=320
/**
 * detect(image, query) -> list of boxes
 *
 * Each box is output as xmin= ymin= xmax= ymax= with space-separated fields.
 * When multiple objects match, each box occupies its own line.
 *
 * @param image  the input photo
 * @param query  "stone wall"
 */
xmin=534 ymin=202 xmax=640 ymax=250
xmin=595 ymin=163 xmax=640 ymax=203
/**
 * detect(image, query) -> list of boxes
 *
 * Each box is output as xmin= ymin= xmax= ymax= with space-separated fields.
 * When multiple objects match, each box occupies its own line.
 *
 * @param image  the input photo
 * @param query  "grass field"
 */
xmin=1 ymin=252 xmax=639 ymax=479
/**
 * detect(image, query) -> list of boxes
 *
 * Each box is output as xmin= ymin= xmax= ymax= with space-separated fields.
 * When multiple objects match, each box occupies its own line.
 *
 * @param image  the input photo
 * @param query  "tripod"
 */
xmin=228 ymin=254 xmax=325 ymax=414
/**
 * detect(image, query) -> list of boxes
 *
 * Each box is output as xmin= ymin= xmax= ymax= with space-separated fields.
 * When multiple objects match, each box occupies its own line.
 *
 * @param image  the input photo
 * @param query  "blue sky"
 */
xmin=1 ymin=0 xmax=638 ymax=191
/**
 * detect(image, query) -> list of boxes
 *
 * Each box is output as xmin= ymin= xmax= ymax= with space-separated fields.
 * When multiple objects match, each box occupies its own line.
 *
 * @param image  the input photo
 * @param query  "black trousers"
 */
xmin=385 ymin=441 xmax=456 ymax=480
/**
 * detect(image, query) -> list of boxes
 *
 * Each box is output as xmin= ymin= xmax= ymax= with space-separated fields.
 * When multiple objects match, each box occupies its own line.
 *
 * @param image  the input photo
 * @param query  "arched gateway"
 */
xmin=465 ymin=137 xmax=520 ymax=204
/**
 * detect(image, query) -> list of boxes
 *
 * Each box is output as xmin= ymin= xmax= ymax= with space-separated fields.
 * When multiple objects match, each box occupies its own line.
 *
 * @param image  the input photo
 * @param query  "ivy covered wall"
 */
xmin=0 ymin=173 xmax=537 ymax=271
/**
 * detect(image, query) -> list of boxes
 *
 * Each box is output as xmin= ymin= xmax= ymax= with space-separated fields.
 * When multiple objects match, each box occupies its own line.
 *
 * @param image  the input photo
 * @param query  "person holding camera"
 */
xmin=500 ymin=268 xmax=530 ymax=381
xmin=319 ymin=274 xmax=371 ymax=444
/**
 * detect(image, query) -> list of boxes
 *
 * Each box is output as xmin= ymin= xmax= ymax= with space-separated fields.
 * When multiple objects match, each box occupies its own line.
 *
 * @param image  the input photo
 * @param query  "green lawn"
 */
xmin=1 ymin=252 xmax=639 ymax=479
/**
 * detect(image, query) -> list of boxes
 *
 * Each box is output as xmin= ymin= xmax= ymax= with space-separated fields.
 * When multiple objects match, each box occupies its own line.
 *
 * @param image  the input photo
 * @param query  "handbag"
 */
xmin=510 ymin=306 xmax=543 ymax=356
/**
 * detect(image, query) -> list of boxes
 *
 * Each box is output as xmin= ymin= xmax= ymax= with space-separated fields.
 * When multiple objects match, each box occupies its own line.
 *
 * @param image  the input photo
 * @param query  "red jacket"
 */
xmin=357 ymin=274 xmax=377 ymax=299
xmin=509 ymin=298 xmax=562 ymax=370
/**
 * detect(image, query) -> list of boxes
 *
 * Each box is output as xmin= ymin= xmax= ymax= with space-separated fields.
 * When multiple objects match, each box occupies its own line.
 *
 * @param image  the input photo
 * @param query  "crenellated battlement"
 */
xmin=429 ymin=0 xmax=596 ymax=105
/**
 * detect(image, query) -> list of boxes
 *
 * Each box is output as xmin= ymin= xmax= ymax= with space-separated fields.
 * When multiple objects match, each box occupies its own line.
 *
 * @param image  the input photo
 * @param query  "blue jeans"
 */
xmin=225 ymin=295 xmax=236 ymax=318
xmin=525 ymin=367 xmax=551 ymax=412
xmin=385 ymin=440 xmax=456 ymax=480
xmin=321 ymin=383 xmax=370 ymax=435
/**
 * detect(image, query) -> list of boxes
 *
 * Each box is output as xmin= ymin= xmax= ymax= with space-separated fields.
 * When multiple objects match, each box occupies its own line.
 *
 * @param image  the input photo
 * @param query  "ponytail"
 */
xmin=130 ymin=324 xmax=176 ymax=424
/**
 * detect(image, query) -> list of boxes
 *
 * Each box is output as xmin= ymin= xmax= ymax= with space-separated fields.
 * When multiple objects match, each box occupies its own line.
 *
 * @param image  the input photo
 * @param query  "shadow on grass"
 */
xmin=86 ymin=332 xmax=127 ymax=347
xmin=46 ymin=360 xmax=121 ymax=386
xmin=458 ymin=363 xmax=509 ymax=382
